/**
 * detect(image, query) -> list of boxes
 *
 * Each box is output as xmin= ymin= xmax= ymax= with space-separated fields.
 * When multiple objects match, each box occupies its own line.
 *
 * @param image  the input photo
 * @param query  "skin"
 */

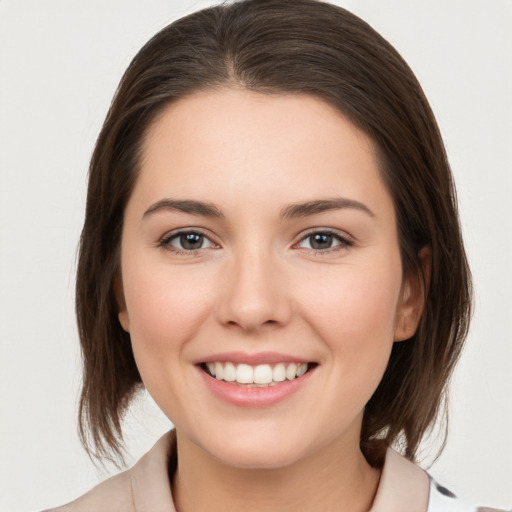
xmin=117 ymin=89 xmax=425 ymax=512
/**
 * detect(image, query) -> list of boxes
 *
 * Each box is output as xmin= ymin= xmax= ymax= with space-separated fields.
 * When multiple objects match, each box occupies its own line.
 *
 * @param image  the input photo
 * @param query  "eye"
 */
xmin=297 ymin=231 xmax=352 ymax=252
xmin=160 ymin=230 xmax=216 ymax=252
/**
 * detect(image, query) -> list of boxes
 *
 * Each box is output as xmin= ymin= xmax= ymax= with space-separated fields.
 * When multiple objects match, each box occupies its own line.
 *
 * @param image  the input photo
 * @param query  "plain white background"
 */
xmin=0 ymin=1 xmax=511 ymax=510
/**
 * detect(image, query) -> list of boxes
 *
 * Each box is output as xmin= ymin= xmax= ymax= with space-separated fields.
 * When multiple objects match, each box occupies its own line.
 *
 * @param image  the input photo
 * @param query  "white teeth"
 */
xmin=296 ymin=363 xmax=307 ymax=377
xmin=205 ymin=361 xmax=311 ymax=385
xmin=236 ymin=363 xmax=254 ymax=384
xmin=253 ymin=364 xmax=273 ymax=384
xmin=223 ymin=362 xmax=236 ymax=382
xmin=214 ymin=362 xmax=224 ymax=380
xmin=272 ymin=363 xmax=286 ymax=382
xmin=286 ymin=363 xmax=298 ymax=380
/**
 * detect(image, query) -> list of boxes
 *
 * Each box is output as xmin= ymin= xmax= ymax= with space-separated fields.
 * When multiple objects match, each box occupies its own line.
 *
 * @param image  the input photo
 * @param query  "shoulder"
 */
xmin=43 ymin=468 xmax=134 ymax=512
xmin=43 ymin=431 xmax=176 ymax=512
xmin=372 ymin=447 xmax=508 ymax=512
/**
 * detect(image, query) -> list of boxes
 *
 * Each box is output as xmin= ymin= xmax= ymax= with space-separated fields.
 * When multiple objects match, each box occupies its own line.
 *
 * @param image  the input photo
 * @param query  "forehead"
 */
xmin=143 ymin=88 xmax=374 ymax=159
xmin=134 ymin=88 xmax=392 ymax=217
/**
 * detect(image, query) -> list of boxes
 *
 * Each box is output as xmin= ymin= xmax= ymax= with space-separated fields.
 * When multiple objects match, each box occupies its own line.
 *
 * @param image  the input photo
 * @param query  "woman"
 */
xmin=43 ymin=0 xmax=505 ymax=510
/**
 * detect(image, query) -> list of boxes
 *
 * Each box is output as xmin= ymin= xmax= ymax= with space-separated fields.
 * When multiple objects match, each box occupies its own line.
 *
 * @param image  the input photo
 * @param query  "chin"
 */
xmin=213 ymin=442 xmax=305 ymax=470
xmin=194 ymin=423 xmax=310 ymax=470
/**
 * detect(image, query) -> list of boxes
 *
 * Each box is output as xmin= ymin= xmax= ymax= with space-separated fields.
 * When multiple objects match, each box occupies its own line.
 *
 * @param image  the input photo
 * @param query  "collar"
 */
xmin=130 ymin=431 xmax=429 ymax=512
xmin=129 ymin=431 xmax=177 ymax=511
xmin=369 ymin=447 xmax=430 ymax=512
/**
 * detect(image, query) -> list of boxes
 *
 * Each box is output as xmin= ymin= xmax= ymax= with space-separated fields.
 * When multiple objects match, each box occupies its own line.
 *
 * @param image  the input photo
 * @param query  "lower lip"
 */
xmin=197 ymin=367 xmax=315 ymax=408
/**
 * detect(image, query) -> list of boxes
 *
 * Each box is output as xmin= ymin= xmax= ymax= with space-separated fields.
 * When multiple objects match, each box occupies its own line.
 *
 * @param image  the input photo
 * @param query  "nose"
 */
xmin=215 ymin=247 xmax=293 ymax=333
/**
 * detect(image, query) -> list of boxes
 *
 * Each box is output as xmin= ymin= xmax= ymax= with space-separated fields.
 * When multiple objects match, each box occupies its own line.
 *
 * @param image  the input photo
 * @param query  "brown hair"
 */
xmin=76 ymin=0 xmax=472 ymax=466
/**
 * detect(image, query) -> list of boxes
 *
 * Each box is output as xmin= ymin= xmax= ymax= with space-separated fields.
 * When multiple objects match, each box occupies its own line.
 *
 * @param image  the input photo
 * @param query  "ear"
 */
xmin=394 ymin=247 xmax=431 ymax=342
xmin=113 ymin=275 xmax=130 ymax=332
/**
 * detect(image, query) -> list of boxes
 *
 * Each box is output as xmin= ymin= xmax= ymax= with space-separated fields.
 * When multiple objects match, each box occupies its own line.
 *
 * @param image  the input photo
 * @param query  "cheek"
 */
xmin=120 ymin=261 xmax=219 ymax=423
xmin=296 ymin=262 xmax=402 ymax=383
xmin=299 ymin=267 xmax=402 ymax=433
xmin=302 ymin=268 xmax=400 ymax=337
xmin=121 ymin=261 xmax=214 ymax=370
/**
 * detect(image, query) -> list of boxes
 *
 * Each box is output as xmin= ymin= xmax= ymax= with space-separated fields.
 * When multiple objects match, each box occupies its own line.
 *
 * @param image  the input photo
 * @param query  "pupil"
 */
xmin=181 ymin=233 xmax=203 ymax=250
xmin=311 ymin=233 xmax=332 ymax=250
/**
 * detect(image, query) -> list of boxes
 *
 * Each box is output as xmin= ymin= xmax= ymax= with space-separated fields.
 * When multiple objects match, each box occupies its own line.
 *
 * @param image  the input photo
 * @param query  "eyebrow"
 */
xmin=143 ymin=197 xmax=374 ymax=220
xmin=280 ymin=198 xmax=375 ymax=219
xmin=143 ymin=199 xmax=225 ymax=219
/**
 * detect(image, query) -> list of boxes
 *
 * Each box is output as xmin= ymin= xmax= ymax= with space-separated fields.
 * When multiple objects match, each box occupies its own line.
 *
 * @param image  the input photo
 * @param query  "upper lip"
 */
xmin=196 ymin=351 xmax=312 ymax=366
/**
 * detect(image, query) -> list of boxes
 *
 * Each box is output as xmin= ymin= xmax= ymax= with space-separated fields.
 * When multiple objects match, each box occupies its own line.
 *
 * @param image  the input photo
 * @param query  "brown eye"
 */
xmin=297 ymin=231 xmax=351 ymax=252
xmin=163 ymin=231 xmax=215 ymax=252
xmin=309 ymin=233 xmax=334 ymax=250
xmin=179 ymin=233 xmax=205 ymax=250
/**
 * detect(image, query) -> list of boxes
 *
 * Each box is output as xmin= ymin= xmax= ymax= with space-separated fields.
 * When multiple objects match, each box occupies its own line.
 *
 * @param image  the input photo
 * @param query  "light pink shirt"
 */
xmin=45 ymin=431 xmax=503 ymax=512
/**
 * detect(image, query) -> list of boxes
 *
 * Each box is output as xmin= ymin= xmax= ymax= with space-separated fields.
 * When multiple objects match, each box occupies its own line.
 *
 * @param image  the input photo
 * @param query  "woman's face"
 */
xmin=118 ymin=89 xmax=423 ymax=469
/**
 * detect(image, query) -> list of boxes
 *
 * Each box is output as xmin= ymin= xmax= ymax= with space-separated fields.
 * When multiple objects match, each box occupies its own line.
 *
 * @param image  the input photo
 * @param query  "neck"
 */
xmin=172 ymin=429 xmax=380 ymax=512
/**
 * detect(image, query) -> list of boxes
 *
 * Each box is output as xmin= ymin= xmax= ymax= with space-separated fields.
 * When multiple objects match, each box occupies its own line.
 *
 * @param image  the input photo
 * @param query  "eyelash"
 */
xmin=296 ymin=229 xmax=353 ymax=255
xmin=157 ymin=229 xmax=353 ymax=256
xmin=157 ymin=229 xmax=218 ymax=255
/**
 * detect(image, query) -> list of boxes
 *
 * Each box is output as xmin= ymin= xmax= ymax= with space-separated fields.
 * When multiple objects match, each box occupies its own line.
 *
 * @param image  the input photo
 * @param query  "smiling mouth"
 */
xmin=200 ymin=361 xmax=317 ymax=387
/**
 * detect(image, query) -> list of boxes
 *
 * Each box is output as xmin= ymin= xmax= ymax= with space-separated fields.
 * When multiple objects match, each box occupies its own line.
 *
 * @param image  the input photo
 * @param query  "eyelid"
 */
xmin=157 ymin=227 xmax=220 ymax=253
xmin=155 ymin=226 xmax=353 ymax=255
xmin=293 ymin=228 xmax=354 ymax=253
